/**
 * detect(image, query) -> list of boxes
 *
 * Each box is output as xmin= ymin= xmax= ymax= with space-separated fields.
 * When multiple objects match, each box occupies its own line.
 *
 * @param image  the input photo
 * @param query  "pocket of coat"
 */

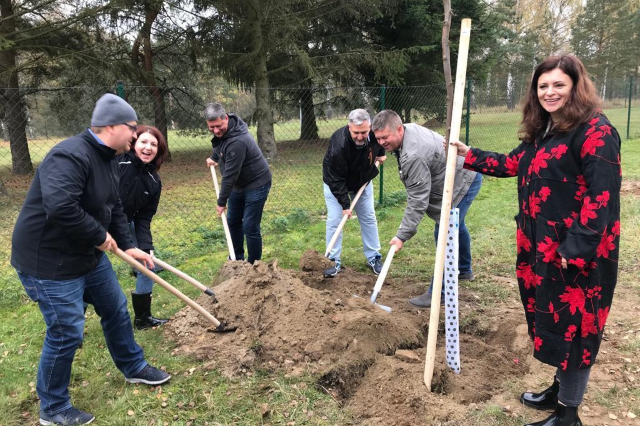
xmin=535 ymin=214 xmax=568 ymax=271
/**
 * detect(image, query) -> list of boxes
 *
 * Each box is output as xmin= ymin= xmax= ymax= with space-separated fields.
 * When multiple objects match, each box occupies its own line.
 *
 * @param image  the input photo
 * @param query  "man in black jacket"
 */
xmin=205 ymin=103 xmax=272 ymax=264
xmin=322 ymin=109 xmax=386 ymax=277
xmin=11 ymin=94 xmax=170 ymax=426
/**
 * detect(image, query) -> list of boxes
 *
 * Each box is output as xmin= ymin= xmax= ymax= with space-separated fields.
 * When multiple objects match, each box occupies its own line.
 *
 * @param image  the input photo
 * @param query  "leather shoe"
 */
xmin=408 ymin=290 xmax=444 ymax=308
xmin=521 ymin=376 xmax=559 ymax=410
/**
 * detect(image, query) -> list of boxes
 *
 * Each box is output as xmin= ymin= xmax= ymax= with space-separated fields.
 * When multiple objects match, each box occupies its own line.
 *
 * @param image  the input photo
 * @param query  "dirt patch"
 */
xmin=621 ymin=180 xmax=640 ymax=198
xmin=166 ymin=251 xmax=540 ymax=425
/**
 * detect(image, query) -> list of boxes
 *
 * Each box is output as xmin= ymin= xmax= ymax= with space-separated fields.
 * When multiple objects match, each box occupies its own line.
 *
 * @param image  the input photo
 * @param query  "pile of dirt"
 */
xmin=166 ymin=250 xmax=533 ymax=424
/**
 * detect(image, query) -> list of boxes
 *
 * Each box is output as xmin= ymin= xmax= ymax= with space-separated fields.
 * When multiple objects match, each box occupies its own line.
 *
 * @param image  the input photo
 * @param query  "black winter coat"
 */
xmin=210 ymin=114 xmax=272 ymax=207
xmin=322 ymin=126 xmax=385 ymax=209
xmin=11 ymin=130 xmax=134 ymax=280
xmin=118 ymin=151 xmax=161 ymax=251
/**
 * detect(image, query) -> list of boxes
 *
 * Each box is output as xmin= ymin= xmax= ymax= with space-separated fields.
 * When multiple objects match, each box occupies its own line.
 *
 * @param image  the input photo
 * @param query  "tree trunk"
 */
xmin=132 ymin=1 xmax=169 ymax=157
xmin=249 ymin=0 xmax=276 ymax=160
xmin=0 ymin=0 xmax=32 ymax=174
xmin=298 ymin=86 xmax=318 ymax=141
xmin=441 ymin=0 xmax=454 ymax=141
xmin=0 ymin=179 xmax=7 ymax=196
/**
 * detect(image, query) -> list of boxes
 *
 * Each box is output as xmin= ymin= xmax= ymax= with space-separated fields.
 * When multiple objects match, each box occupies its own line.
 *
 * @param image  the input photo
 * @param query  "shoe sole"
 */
xmin=125 ymin=375 xmax=171 ymax=385
xmin=40 ymin=416 xmax=95 ymax=425
xmin=519 ymin=396 xmax=557 ymax=411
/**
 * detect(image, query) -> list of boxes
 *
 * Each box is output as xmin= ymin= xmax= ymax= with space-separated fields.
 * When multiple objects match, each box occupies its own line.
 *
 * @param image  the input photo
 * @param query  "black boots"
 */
xmin=521 ymin=376 xmax=560 ymax=410
xmin=131 ymin=292 xmax=168 ymax=330
xmin=524 ymin=403 xmax=582 ymax=426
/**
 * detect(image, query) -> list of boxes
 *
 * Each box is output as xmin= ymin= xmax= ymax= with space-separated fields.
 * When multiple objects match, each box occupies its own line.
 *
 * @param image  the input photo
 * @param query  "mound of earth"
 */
xmin=166 ymin=250 xmax=533 ymax=425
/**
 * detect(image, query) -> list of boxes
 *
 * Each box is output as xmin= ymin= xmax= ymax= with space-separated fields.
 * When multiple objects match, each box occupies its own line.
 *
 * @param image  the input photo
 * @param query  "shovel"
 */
xmin=152 ymin=256 xmax=217 ymax=301
xmin=209 ymin=165 xmax=236 ymax=261
xmin=115 ymin=249 xmax=237 ymax=332
xmin=324 ymin=161 xmax=380 ymax=258
xmin=367 ymin=244 xmax=397 ymax=313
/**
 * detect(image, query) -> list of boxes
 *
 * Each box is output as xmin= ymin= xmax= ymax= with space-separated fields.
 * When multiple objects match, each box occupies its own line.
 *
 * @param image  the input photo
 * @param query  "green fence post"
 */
xmin=116 ymin=81 xmax=125 ymax=99
xmin=379 ymin=84 xmax=386 ymax=205
xmin=465 ymin=79 xmax=472 ymax=146
xmin=627 ymin=76 xmax=633 ymax=140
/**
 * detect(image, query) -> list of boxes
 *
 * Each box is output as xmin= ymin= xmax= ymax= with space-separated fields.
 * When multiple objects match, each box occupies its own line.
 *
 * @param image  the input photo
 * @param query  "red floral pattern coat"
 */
xmin=464 ymin=114 xmax=621 ymax=370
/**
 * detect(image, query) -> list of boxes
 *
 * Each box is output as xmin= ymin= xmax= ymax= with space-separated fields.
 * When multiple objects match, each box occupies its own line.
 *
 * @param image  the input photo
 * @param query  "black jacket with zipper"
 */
xmin=11 ymin=130 xmax=134 ymax=280
xmin=210 ymin=114 xmax=272 ymax=207
xmin=117 ymin=151 xmax=161 ymax=251
xmin=322 ymin=125 xmax=385 ymax=209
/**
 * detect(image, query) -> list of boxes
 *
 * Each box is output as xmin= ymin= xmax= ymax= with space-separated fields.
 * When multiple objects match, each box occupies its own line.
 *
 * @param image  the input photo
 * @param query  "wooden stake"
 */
xmin=424 ymin=18 xmax=472 ymax=391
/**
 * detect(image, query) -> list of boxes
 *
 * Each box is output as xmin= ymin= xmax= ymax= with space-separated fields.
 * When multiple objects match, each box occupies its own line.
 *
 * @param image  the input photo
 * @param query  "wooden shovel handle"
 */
xmin=115 ymin=249 xmax=221 ymax=327
xmin=152 ymin=257 xmax=215 ymax=296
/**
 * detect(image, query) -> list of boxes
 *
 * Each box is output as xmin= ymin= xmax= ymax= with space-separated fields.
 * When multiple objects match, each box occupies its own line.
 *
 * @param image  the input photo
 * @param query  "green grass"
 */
xmin=2 ymin=105 xmax=638 ymax=173
xmin=0 ymin=109 xmax=639 ymax=424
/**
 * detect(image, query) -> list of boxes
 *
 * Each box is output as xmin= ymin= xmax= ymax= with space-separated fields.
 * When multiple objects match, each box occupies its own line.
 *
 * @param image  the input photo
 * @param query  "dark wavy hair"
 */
xmin=520 ymin=55 xmax=601 ymax=143
xmin=130 ymin=125 xmax=168 ymax=170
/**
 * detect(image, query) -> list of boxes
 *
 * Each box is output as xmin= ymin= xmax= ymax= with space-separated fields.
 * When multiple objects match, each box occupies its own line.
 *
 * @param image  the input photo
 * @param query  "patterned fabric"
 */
xmin=463 ymin=114 xmax=621 ymax=370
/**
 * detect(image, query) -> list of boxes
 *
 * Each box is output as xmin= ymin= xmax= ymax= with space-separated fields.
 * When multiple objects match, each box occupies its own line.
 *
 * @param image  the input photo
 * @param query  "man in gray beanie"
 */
xmin=11 ymin=93 xmax=170 ymax=425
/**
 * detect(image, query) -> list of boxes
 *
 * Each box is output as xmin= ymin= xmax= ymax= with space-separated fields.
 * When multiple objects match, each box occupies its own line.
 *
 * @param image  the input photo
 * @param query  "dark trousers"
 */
xmin=226 ymin=181 xmax=271 ymax=263
xmin=556 ymin=345 xmax=592 ymax=406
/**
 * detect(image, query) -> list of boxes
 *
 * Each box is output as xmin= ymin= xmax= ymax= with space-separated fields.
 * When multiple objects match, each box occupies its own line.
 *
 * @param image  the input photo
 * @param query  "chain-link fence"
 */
xmin=0 ymin=77 xmax=638 ymax=301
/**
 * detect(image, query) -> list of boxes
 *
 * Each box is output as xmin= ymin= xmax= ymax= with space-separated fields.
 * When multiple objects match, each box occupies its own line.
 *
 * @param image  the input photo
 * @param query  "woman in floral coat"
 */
xmin=451 ymin=55 xmax=621 ymax=426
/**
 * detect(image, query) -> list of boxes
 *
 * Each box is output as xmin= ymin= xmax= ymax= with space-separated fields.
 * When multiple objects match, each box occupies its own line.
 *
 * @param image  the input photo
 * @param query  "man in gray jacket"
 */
xmin=372 ymin=110 xmax=482 ymax=308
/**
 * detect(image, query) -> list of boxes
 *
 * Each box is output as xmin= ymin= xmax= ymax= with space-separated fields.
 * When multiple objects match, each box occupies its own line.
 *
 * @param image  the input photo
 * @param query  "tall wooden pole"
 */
xmin=423 ymin=18 xmax=472 ymax=391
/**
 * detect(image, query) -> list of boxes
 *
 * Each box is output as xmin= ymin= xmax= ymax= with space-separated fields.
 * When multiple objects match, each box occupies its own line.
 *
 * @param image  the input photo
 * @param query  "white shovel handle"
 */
xmin=210 ymin=165 xmax=236 ymax=261
xmin=370 ymin=244 xmax=397 ymax=303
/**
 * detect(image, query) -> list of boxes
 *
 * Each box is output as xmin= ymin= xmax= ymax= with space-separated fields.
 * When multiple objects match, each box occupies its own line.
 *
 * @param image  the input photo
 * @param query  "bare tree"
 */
xmin=441 ymin=0 xmax=453 ymax=141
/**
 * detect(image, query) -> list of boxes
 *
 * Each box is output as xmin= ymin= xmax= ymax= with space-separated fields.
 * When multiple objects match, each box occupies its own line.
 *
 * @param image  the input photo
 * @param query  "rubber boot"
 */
xmin=520 ymin=376 xmax=559 ymax=410
xmin=524 ymin=403 xmax=582 ymax=426
xmin=131 ymin=292 xmax=168 ymax=330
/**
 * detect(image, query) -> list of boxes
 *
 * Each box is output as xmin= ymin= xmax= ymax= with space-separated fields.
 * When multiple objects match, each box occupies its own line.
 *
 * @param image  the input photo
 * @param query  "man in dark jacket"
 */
xmin=204 ymin=103 xmax=272 ymax=264
xmin=322 ymin=109 xmax=386 ymax=277
xmin=11 ymin=94 xmax=170 ymax=426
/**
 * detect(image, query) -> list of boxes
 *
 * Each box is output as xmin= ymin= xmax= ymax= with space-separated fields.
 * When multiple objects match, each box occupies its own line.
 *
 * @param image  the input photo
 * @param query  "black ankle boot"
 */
xmin=131 ymin=292 xmax=169 ymax=330
xmin=524 ymin=403 xmax=582 ymax=426
xmin=521 ymin=376 xmax=559 ymax=410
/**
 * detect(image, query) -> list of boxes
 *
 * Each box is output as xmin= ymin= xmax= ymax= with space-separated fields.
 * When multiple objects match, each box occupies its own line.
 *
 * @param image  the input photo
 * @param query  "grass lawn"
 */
xmin=0 ymin=110 xmax=638 ymax=424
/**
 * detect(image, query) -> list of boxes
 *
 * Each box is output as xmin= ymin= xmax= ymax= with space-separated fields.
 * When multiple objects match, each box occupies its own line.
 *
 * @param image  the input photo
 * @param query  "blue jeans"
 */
xmin=434 ymin=173 xmax=483 ymax=274
xmin=17 ymin=253 xmax=147 ymax=415
xmin=226 ymin=181 xmax=271 ymax=264
xmin=324 ymin=182 xmax=382 ymax=264
xmin=129 ymin=222 xmax=155 ymax=294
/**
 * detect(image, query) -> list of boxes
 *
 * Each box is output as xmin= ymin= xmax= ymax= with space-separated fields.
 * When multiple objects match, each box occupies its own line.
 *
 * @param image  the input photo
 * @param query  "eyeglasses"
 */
xmin=122 ymin=123 xmax=138 ymax=132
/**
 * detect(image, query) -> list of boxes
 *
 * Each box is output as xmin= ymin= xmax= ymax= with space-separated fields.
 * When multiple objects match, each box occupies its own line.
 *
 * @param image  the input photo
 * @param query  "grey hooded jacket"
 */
xmin=394 ymin=123 xmax=477 ymax=241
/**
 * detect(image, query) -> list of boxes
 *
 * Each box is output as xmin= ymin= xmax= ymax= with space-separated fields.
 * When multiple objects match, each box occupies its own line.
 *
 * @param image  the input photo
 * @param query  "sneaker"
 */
xmin=323 ymin=260 xmax=341 ymax=278
xmin=458 ymin=271 xmax=475 ymax=281
xmin=125 ymin=364 xmax=171 ymax=385
xmin=40 ymin=407 xmax=95 ymax=425
xmin=367 ymin=257 xmax=383 ymax=275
